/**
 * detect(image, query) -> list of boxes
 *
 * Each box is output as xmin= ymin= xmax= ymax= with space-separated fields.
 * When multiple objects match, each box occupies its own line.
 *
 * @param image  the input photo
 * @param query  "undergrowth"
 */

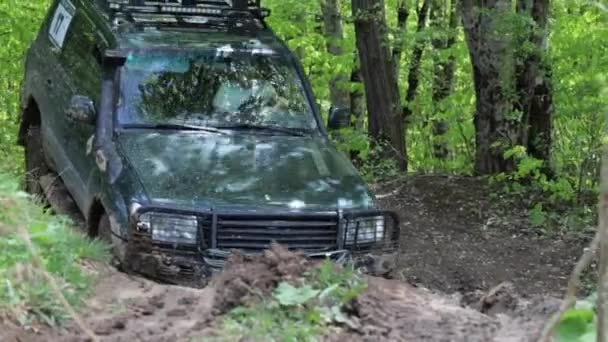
xmin=556 ymin=293 xmax=598 ymax=342
xmin=489 ymin=145 xmax=598 ymax=235
xmin=221 ymin=261 xmax=366 ymax=341
xmin=0 ymin=172 xmax=108 ymax=328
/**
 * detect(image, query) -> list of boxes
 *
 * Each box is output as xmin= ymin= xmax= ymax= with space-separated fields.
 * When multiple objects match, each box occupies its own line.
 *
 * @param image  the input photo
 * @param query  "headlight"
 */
xmin=344 ymin=216 xmax=385 ymax=245
xmin=138 ymin=212 xmax=198 ymax=245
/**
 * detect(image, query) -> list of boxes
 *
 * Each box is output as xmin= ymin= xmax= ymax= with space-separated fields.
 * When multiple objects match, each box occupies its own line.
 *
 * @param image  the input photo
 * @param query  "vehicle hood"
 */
xmin=117 ymin=131 xmax=375 ymax=210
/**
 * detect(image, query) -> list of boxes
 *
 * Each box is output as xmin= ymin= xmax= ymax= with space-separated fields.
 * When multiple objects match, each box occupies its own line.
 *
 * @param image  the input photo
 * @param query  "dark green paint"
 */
xmin=117 ymin=131 xmax=375 ymax=210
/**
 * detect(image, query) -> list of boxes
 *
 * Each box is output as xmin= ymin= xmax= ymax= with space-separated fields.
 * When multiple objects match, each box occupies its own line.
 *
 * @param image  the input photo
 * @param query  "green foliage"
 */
xmin=556 ymin=294 xmax=598 ymax=342
xmin=221 ymin=261 xmax=366 ymax=341
xmin=492 ymin=145 xmax=596 ymax=233
xmin=0 ymin=172 xmax=109 ymax=328
xmin=0 ymin=0 xmax=50 ymax=176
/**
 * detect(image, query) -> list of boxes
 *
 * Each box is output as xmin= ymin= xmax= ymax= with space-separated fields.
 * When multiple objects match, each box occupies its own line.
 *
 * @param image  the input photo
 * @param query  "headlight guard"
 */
xmin=341 ymin=210 xmax=399 ymax=251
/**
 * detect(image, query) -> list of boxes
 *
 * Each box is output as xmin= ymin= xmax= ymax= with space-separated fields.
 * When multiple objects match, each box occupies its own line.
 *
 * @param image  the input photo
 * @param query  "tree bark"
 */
xmin=430 ymin=0 xmax=458 ymax=160
xmin=599 ymin=143 xmax=608 ymax=341
xmin=322 ymin=0 xmax=351 ymax=109
xmin=352 ymin=0 xmax=407 ymax=171
xmin=403 ymin=0 xmax=432 ymax=121
xmin=461 ymin=0 xmax=520 ymax=174
xmin=514 ymin=0 xmax=553 ymax=168
xmin=350 ymin=55 xmax=366 ymax=130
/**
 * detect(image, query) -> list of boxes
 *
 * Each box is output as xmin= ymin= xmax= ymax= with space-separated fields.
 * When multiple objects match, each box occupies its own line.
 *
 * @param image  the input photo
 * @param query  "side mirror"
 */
xmin=67 ymin=95 xmax=96 ymax=125
xmin=327 ymin=107 xmax=351 ymax=130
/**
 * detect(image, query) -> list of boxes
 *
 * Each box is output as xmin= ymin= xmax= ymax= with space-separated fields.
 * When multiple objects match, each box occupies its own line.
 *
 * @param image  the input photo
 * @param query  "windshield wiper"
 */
xmin=212 ymin=124 xmax=309 ymax=137
xmin=122 ymin=123 xmax=227 ymax=134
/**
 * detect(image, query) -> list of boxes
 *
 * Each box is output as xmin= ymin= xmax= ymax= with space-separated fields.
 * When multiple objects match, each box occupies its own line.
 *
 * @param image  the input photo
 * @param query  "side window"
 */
xmin=61 ymin=10 xmax=102 ymax=102
xmin=48 ymin=0 xmax=76 ymax=49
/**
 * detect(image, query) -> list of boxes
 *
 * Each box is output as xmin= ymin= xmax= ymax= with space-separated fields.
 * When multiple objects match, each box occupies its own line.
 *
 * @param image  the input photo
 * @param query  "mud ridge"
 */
xmin=1 ymin=244 xmax=560 ymax=342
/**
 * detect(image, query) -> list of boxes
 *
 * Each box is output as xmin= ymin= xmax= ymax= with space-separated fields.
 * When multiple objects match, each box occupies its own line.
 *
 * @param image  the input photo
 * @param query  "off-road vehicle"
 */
xmin=19 ymin=0 xmax=400 ymax=285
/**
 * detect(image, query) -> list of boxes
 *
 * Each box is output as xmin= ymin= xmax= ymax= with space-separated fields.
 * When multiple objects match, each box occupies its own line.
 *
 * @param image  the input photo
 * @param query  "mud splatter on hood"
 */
xmin=117 ymin=131 xmax=375 ymax=210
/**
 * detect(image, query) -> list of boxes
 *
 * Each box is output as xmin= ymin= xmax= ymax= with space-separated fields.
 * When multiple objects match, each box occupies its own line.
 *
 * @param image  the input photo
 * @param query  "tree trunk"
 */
xmin=352 ymin=0 xmax=407 ymax=171
xmin=514 ymin=0 xmax=553 ymax=168
xmin=322 ymin=0 xmax=350 ymax=109
xmin=599 ymin=143 xmax=608 ymax=341
xmin=461 ymin=0 xmax=520 ymax=174
xmin=403 ymin=0 xmax=432 ymax=121
xmin=350 ymin=55 xmax=366 ymax=130
xmin=430 ymin=0 xmax=458 ymax=160
xmin=392 ymin=0 xmax=410 ymax=77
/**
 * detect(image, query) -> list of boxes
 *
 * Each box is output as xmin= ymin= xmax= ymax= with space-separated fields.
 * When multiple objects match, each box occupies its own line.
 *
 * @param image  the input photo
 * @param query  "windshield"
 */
xmin=117 ymin=50 xmax=318 ymax=131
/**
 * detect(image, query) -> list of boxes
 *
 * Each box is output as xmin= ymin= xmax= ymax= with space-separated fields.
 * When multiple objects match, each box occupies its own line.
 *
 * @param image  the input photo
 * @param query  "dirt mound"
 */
xmin=212 ymin=243 xmax=311 ymax=314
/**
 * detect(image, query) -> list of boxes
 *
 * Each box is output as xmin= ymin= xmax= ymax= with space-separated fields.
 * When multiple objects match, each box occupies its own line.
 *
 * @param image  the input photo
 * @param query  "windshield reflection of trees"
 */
xmin=136 ymin=54 xmax=312 ymax=129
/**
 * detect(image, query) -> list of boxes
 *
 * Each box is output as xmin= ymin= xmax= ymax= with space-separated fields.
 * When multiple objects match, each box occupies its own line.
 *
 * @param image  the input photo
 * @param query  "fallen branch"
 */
xmin=376 ymin=184 xmax=406 ymax=199
xmin=537 ymin=230 xmax=600 ymax=342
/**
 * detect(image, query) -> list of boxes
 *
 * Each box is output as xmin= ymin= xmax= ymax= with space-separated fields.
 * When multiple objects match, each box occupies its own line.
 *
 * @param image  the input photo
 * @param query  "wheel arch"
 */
xmin=17 ymin=97 xmax=42 ymax=146
xmin=87 ymin=197 xmax=106 ymax=238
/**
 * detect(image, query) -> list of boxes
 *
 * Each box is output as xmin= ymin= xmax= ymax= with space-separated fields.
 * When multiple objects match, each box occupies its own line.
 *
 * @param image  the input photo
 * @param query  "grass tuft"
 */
xmin=0 ymin=172 xmax=109 ymax=329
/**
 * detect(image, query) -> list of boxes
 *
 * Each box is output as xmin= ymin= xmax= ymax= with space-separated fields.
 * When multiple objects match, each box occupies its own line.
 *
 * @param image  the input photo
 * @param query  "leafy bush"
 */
xmin=556 ymin=294 xmax=598 ymax=342
xmin=0 ymin=172 xmax=108 ymax=328
xmin=221 ymin=261 xmax=366 ymax=341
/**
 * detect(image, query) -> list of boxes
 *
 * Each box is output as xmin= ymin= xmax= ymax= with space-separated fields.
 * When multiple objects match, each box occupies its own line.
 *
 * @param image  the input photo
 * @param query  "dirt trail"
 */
xmin=2 ymin=245 xmax=560 ymax=342
xmin=376 ymin=175 xmax=591 ymax=296
xmin=1 ymin=175 xmax=581 ymax=341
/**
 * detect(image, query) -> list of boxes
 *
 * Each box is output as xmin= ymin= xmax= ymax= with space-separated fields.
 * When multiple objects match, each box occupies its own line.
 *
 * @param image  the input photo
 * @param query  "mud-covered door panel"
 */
xmin=59 ymin=7 xmax=102 ymax=211
xmin=38 ymin=0 xmax=77 ymax=189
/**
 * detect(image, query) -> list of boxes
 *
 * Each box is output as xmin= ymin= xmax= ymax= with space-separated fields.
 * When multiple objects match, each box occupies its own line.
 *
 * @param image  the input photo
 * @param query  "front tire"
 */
xmin=24 ymin=127 xmax=50 ymax=197
xmin=99 ymin=213 xmax=127 ymax=268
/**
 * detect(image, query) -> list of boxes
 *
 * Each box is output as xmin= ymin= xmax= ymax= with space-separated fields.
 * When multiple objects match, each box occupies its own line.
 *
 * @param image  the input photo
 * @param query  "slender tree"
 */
xmin=392 ymin=0 xmax=410 ymax=77
xmin=599 ymin=142 xmax=608 ymax=342
xmin=352 ymin=0 xmax=407 ymax=170
xmin=350 ymin=55 xmax=366 ymax=129
xmin=403 ymin=0 xmax=432 ymax=121
xmin=514 ymin=0 xmax=553 ymax=168
xmin=430 ymin=0 xmax=458 ymax=160
xmin=321 ymin=0 xmax=351 ymax=110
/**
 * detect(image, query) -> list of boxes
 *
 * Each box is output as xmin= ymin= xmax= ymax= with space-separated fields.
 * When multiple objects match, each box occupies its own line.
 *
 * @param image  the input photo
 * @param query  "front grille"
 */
xmin=216 ymin=215 xmax=339 ymax=252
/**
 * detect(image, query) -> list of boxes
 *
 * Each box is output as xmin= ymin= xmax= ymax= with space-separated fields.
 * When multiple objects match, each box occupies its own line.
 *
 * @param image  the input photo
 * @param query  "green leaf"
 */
xmin=556 ymin=309 xmax=595 ymax=342
xmin=273 ymin=282 xmax=319 ymax=306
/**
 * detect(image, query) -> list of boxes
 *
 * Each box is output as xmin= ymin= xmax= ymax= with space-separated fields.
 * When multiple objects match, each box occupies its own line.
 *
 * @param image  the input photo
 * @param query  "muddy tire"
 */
xmin=99 ymin=213 xmax=128 ymax=268
xmin=24 ymin=127 xmax=50 ymax=197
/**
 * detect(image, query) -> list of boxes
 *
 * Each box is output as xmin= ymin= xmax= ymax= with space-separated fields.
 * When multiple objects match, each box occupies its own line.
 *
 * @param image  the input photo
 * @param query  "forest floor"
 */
xmin=375 ymin=175 xmax=593 ymax=297
xmin=1 ymin=175 xmax=593 ymax=341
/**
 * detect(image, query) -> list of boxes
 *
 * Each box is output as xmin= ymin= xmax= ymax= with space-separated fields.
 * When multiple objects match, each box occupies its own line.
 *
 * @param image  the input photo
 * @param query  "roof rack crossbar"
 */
xmin=105 ymin=0 xmax=264 ymax=14
xmin=103 ymin=0 xmax=270 ymax=32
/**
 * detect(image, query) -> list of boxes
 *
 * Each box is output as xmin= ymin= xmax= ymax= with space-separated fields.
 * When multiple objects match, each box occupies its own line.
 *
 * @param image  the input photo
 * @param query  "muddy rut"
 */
xmin=2 ymin=245 xmax=560 ymax=342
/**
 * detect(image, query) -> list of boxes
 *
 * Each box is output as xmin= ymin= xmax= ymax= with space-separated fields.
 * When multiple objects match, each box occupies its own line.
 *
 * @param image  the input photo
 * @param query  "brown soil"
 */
xmin=375 ymin=175 xmax=592 ymax=297
xmin=1 ymin=245 xmax=560 ymax=342
xmin=212 ymin=244 xmax=311 ymax=314
xmin=1 ymin=175 xmax=587 ymax=341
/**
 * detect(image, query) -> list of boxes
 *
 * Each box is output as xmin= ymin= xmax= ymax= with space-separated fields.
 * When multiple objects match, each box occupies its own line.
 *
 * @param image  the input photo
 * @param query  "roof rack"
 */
xmin=104 ymin=0 xmax=271 ymax=31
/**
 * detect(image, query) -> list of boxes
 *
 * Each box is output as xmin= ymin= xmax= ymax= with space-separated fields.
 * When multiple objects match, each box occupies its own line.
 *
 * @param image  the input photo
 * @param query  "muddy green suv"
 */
xmin=19 ymin=0 xmax=399 ymax=285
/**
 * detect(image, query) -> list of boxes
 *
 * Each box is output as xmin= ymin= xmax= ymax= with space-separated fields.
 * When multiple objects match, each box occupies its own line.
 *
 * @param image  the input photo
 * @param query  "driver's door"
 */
xmin=54 ymin=5 xmax=101 ymax=212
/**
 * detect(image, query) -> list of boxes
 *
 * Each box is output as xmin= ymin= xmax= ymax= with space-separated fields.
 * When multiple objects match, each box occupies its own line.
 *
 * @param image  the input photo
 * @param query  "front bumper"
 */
xmin=123 ymin=209 xmax=400 ymax=286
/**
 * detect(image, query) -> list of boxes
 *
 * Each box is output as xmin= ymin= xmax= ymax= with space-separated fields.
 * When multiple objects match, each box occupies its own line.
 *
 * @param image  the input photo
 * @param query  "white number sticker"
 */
xmin=49 ymin=0 xmax=75 ymax=49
